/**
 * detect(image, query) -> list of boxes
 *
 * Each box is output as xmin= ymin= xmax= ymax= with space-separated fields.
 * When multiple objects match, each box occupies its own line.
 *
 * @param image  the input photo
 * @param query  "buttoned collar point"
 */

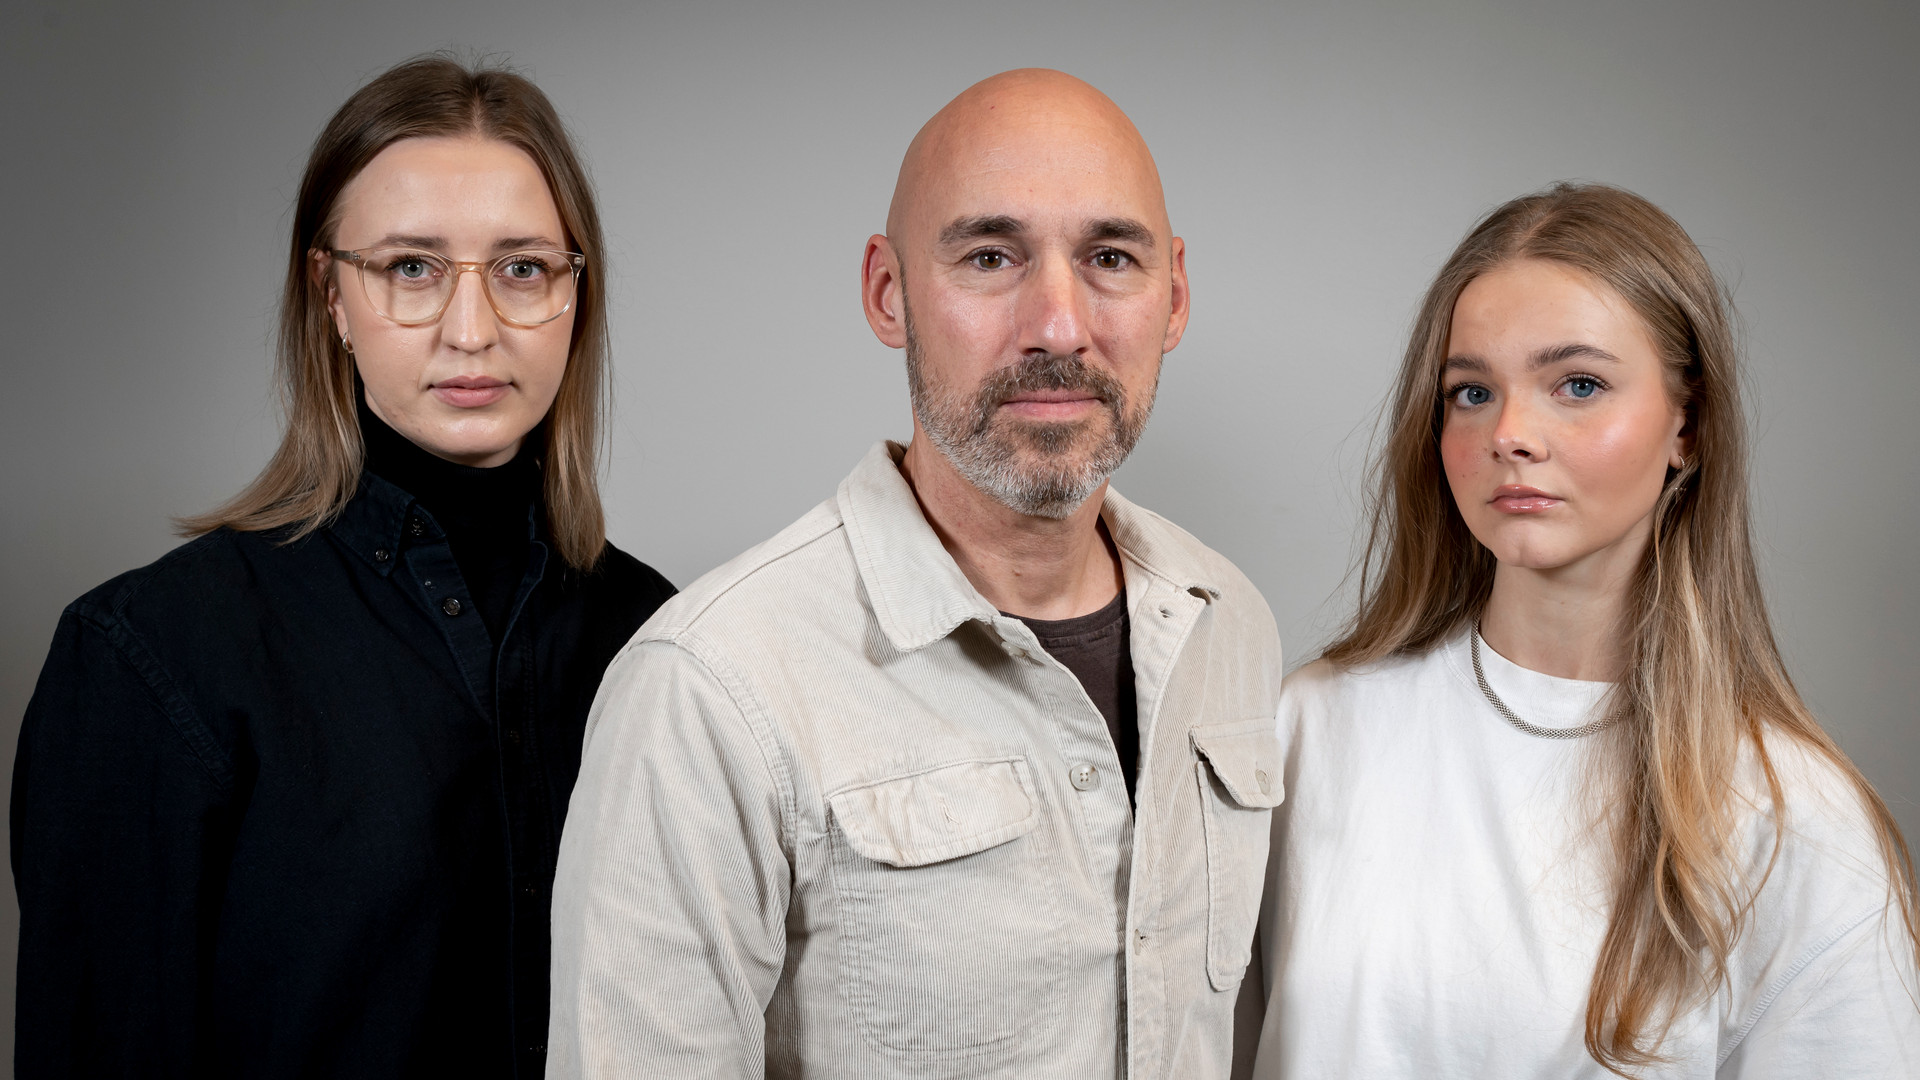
xmin=325 ymin=471 xmax=425 ymax=578
xmin=326 ymin=470 xmax=544 ymax=580
xmin=837 ymin=442 xmax=1224 ymax=656
xmin=1098 ymin=489 xmax=1223 ymax=607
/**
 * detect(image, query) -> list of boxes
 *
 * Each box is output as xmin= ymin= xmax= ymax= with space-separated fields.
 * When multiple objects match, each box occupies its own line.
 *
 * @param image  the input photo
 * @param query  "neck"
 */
xmin=359 ymin=400 xmax=540 ymax=535
xmin=1478 ymin=527 xmax=1650 ymax=682
xmin=899 ymin=430 xmax=1123 ymax=621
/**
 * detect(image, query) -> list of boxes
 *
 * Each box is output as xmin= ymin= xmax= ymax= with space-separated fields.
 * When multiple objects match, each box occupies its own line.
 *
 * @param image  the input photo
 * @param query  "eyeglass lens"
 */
xmin=357 ymin=249 xmax=578 ymax=325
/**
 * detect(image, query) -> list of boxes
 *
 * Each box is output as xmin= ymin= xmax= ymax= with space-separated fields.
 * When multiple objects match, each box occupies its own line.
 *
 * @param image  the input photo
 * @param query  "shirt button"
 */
xmin=1256 ymin=769 xmax=1271 ymax=794
xmin=1159 ymin=605 xmax=1175 ymax=618
xmin=441 ymin=597 xmax=463 ymax=617
xmin=407 ymin=516 xmax=426 ymax=538
xmin=372 ymin=548 xmax=391 ymax=563
xmin=1069 ymin=762 xmax=1099 ymax=791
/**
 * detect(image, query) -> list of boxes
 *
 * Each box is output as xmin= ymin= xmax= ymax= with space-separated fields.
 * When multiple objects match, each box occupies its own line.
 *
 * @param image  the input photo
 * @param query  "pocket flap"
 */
xmin=1190 ymin=720 xmax=1285 ymax=809
xmin=828 ymin=757 xmax=1039 ymax=868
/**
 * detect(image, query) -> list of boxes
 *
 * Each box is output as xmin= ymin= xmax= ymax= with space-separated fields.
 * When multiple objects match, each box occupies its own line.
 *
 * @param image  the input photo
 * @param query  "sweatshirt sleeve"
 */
xmin=1717 ymin=905 xmax=1920 ymax=1079
xmin=545 ymin=636 xmax=792 ymax=1080
xmin=11 ymin=606 xmax=237 ymax=1079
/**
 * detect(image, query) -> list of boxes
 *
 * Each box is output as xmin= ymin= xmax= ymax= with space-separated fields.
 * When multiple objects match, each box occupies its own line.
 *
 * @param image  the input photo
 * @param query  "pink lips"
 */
xmin=1000 ymin=389 xmax=1101 ymax=421
xmin=1490 ymin=485 xmax=1562 ymax=514
xmin=431 ymin=375 xmax=510 ymax=409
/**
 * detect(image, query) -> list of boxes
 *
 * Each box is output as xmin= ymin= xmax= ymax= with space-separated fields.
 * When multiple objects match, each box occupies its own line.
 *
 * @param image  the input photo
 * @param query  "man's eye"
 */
xmin=971 ymin=251 xmax=1007 ymax=270
xmin=1091 ymin=250 xmax=1130 ymax=270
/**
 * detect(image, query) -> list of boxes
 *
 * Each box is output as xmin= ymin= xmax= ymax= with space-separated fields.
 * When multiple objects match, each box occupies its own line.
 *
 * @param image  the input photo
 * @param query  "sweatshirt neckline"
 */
xmin=1446 ymin=630 xmax=1615 ymax=732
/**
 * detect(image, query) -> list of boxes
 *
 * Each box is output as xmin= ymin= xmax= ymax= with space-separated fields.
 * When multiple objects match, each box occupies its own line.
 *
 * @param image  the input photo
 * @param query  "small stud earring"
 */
xmin=341 ymin=334 xmax=354 ymax=355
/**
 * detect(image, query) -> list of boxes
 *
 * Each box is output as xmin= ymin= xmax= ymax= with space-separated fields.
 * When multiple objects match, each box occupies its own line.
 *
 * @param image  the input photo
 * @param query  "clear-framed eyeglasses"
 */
xmin=326 ymin=246 xmax=586 ymax=328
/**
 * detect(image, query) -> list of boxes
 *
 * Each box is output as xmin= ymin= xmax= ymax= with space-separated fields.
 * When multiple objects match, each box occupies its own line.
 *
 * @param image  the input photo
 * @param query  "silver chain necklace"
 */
xmin=1470 ymin=622 xmax=1627 ymax=740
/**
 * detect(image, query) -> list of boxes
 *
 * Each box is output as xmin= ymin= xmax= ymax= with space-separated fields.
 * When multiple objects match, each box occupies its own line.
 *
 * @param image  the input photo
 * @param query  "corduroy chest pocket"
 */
xmin=827 ymin=756 xmax=1066 ymax=1056
xmin=1191 ymin=719 xmax=1285 ymax=992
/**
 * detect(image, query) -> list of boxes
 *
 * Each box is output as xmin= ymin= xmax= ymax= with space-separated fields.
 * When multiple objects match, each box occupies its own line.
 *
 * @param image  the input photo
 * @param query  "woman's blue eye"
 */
xmin=1566 ymin=377 xmax=1599 ymax=399
xmin=396 ymin=259 xmax=429 ymax=279
xmin=1450 ymin=385 xmax=1491 ymax=407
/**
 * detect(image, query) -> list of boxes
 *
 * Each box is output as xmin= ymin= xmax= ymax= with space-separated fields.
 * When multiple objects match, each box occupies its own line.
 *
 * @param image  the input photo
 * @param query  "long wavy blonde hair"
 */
xmin=180 ymin=55 xmax=610 ymax=569
xmin=1327 ymin=181 xmax=1920 ymax=1073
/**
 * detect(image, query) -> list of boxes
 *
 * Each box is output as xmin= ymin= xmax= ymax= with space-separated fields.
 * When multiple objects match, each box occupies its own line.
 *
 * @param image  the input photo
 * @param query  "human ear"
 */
xmin=1669 ymin=405 xmax=1695 ymax=469
xmin=1162 ymin=236 xmax=1190 ymax=353
xmin=311 ymin=250 xmax=351 ymax=344
xmin=861 ymin=235 xmax=907 ymax=349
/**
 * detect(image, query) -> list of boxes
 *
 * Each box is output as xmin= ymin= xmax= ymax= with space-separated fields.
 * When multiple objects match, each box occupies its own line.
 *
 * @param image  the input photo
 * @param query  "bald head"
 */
xmin=885 ymin=69 xmax=1169 ymax=250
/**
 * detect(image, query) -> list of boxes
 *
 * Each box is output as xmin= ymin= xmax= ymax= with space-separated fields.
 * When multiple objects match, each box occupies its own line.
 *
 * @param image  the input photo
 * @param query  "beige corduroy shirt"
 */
xmin=548 ymin=442 xmax=1284 ymax=1080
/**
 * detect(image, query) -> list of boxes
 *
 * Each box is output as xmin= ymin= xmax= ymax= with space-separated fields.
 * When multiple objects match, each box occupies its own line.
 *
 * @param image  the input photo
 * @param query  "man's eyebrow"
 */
xmin=1084 ymin=217 xmax=1155 ymax=248
xmin=937 ymin=215 xmax=1025 ymax=246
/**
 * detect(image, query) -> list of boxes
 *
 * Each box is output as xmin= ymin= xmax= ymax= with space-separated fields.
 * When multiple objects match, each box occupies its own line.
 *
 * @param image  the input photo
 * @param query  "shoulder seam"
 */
xmin=1716 ymin=902 xmax=1887 ymax=1067
xmin=646 ymin=507 xmax=843 ymax=643
xmin=67 ymin=606 xmax=236 ymax=792
xmin=76 ymin=531 xmax=234 ymax=622
xmin=657 ymin=634 xmax=798 ymax=863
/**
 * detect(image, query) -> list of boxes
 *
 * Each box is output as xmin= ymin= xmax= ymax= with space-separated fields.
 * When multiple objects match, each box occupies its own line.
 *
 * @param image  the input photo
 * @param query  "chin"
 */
xmin=422 ymin=431 xmax=524 ymax=467
xmin=1474 ymin=523 xmax=1579 ymax=572
xmin=1490 ymin=548 xmax=1579 ymax=572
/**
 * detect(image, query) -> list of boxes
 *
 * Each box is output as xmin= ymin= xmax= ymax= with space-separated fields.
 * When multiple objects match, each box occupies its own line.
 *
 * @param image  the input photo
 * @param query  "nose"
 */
xmin=440 ymin=267 xmax=500 ymax=353
xmin=1014 ymin=251 xmax=1093 ymax=358
xmin=1491 ymin=395 xmax=1547 ymax=462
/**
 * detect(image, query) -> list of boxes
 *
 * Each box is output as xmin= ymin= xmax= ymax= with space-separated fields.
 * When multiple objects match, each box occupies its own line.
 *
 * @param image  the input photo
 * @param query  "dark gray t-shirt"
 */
xmin=1011 ymin=590 xmax=1138 ymax=806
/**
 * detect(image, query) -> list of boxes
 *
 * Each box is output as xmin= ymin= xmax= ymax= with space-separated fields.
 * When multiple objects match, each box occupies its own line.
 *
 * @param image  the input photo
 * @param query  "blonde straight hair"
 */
xmin=1327 ymin=181 xmax=1920 ymax=1073
xmin=180 ymin=55 xmax=610 ymax=570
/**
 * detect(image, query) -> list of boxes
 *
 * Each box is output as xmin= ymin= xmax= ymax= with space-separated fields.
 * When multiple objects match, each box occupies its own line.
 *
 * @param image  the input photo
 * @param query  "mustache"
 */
xmin=972 ymin=353 xmax=1126 ymax=428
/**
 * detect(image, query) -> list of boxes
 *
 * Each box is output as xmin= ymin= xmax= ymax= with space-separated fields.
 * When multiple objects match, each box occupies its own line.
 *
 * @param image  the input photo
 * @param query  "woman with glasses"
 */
xmin=1251 ymin=183 xmax=1920 ymax=1077
xmin=13 ymin=57 xmax=673 ymax=1079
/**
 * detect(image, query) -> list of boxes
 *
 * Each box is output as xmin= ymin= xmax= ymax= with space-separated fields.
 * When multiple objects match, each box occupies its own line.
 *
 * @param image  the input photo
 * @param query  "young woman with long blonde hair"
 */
xmin=1252 ymin=182 xmax=1919 ymax=1077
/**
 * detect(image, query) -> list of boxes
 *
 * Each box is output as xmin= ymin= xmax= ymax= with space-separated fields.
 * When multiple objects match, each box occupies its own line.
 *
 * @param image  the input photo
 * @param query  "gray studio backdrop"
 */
xmin=3 ymin=0 xmax=1915 ymax=1059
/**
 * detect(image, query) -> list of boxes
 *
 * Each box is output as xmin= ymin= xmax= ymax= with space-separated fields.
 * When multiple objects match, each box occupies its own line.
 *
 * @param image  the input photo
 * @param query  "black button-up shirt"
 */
xmin=11 ymin=471 xmax=673 ymax=1079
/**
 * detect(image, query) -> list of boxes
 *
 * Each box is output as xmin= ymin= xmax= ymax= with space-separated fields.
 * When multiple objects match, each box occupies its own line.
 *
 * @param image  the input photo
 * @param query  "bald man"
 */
xmin=547 ymin=70 xmax=1284 ymax=1080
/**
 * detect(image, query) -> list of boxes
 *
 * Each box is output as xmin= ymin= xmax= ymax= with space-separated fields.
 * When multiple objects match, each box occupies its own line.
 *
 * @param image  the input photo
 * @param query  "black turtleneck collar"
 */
xmin=359 ymin=400 xmax=542 ymax=535
xmin=359 ymin=398 xmax=543 ymax=643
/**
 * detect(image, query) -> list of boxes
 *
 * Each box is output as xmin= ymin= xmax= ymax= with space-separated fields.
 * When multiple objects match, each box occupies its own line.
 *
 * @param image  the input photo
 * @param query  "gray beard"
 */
xmin=904 ymin=311 xmax=1154 ymax=519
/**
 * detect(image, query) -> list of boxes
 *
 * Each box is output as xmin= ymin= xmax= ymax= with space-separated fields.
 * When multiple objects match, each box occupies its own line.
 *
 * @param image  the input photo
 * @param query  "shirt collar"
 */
xmin=326 ymin=471 xmax=434 ymax=578
xmin=837 ymin=441 xmax=1223 ymax=654
xmin=1097 ymin=487 xmax=1224 ymax=604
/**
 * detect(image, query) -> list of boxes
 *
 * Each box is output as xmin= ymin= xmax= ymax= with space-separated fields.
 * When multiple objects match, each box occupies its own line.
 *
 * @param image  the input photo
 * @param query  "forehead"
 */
xmin=333 ymin=135 xmax=562 ymax=244
xmin=1451 ymin=260 xmax=1651 ymax=353
xmin=908 ymin=112 xmax=1167 ymax=241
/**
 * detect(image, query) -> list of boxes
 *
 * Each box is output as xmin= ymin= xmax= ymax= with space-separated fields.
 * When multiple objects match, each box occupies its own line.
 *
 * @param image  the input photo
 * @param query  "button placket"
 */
xmin=401 ymin=532 xmax=494 ymax=716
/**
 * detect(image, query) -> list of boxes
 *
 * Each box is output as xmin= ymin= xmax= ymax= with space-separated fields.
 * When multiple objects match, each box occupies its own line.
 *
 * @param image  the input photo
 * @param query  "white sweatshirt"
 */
xmin=1252 ymin=632 xmax=1920 ymax=1079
